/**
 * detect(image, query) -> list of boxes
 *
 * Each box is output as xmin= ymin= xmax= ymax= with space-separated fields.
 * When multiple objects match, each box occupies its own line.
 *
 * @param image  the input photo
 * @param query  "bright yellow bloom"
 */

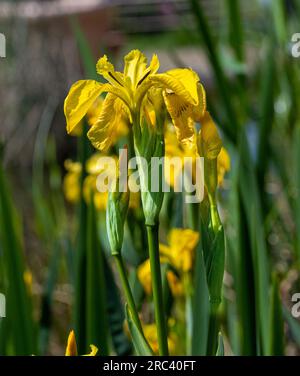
xmin=217 ymin=147 xmax=230 ymax=187
xmin=65 ymin=330 xmax=98 ymax=356
xmin=151 ymin=68 xmax=206 ymax=149
xmin=64 ymin=50 xmax=207 ymax=151
xmin=160 ymin=228 xmax=199 ymax=272
xmin=63 ymin=159 xmax=82 ymax=203
xmin=142 ymin=323 xmax=177 ymax=355
xmin=64 ymin=50 xmax=159 ymax=150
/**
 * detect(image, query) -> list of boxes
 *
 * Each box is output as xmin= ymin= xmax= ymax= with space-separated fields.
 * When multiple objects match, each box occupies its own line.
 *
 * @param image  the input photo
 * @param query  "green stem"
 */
xmin=113 ymin=254 xmax=143 ymax=333
xmin=146 ymin=223 xmax=169 ymax=356
xmin=207 ymin=306 xmax=219 ymax=355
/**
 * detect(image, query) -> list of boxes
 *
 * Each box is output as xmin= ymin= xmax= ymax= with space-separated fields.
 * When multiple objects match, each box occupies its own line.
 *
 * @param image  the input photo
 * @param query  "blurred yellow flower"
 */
xmin=137 ymin=228 xmax=199 ymax=295
xmin=166 ymin=270 xmax=183 ymax=297
xmin=63 ymin=159 xmax=82 ymax=204
xmin=65 ymin=330 xmax=98 ymax=356
xmin=160 ymin=228 xmax=199 ymax=272
xmin=142 ymin=323 xmax=177 ymax=355
xmin=137 ymin=259 xmax=152 ymax=296
xmin=217 ymin=147 xmax=230 ymax=186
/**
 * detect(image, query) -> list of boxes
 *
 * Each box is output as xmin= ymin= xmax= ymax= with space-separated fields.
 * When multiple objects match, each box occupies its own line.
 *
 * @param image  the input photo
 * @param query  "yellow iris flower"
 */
xmin=65 ymin=330 xmax=98 ymax=356
xmin=64 ymin=49 xmax=206 ymax=151
xmin=137 ymin=228 xmax=199 ymax=295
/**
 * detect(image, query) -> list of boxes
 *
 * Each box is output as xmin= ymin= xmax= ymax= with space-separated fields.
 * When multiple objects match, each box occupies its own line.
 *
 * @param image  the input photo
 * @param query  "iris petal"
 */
xmin=87 ymin=94 xmax=127 ymax=151
xmin=64 ymin=80 xmax=104 ymax=134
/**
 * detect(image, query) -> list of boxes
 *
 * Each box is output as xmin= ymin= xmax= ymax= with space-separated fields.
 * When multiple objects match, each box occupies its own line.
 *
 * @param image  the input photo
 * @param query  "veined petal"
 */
xmin=124 ymin=49 xmax=147 ymax=88
xmin=96 ymin=55 xmax=125 ymax=88
xmin=163 ymin=91 xmax=196 ymax=148
xmin=198 ymin=111 xmax=222 ymax=159
xmin=150 ymin=68 xmax=200 ymax=105
xmin=87 ymin=94 xmax=127 ymax=151
xmin=64 ymin=80 xmax=103 ymax=134
xmin=192 ymin=83 xmax=207 ymax=121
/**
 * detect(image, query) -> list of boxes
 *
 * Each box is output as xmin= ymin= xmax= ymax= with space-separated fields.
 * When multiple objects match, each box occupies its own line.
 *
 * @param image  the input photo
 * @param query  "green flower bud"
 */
xmin=106 ymin=152 xmax=130 ymax=255
xmin=133 ymin=88 xmax=165 ymax=226
xmin=106 ymin=188 xmax=129 ymax=256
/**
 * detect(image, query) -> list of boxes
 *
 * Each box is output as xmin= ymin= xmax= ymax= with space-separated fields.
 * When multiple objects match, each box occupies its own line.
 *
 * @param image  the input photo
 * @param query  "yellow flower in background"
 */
xmin=137 ymin=256 xmax=168 ymax=296
xmin=217 ymin=147 xmax=230 ymax=187
xmin=63 ymin=159 xmax=82 ymax=203
xmin=137 ymin=259 xmax=153 ymax=296
xmin=65 ymin=330 xmax=98 ymax=356
xmin=160 ymin=228 xmax=199 ymax=272
xmin=137 ymin=228 xmax=199 ymax=295
xmin=142 ymin=323 xmax=177 ymax=355
xmin=166 ymin=270 xmax=183 ymax=297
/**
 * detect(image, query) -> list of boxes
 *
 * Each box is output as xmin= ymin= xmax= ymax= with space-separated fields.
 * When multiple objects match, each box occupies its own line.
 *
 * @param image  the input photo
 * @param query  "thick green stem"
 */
xmin=113 ymin=254 xmax=143 ymax=333
xmin=207 ymin=306 xmax=219 ymax=355
xmin=146 ymin=223 xmax=169 ymax=356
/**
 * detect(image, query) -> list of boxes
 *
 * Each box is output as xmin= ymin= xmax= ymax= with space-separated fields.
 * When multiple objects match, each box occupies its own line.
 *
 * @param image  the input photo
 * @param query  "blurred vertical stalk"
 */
xmin=190 ymin=0 xmax=238 ymax=142
xmin=146 ymin=223 xmax=169 ymax=355
xmin=74 ymin=126 xmax=89 ymax=353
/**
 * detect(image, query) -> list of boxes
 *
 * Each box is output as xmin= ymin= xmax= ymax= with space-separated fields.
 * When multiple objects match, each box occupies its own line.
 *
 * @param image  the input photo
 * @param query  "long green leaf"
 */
xmin=125 ymin=305 xmax=153 ymax=356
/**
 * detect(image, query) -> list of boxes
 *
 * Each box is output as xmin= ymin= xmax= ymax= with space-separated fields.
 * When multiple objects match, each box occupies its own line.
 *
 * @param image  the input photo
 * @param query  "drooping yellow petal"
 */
xmin=86 ymin=97 xmax=103 ymax=127
xmin=64 ymin=80 xmax=103 ymax=134
xmin=192 ymin=83 xmax=207 ymax=121
xmin=83 ymin=345 xmax=98 ymax=356
xmin=65 ymin=330 xmax=78 ymax=356
xmin=198 ymin=111 xmax=222 ymax=159
xmin=87 ymin=94 xmax=126 ymax=151
xmin=150 ymin=68 xmax=200 ymax=105
xmin=163 ymin=91 xmax=196 ymax=148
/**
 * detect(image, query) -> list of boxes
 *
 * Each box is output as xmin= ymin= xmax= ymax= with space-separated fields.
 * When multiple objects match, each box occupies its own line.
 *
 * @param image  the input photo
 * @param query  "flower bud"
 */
xmin=106 ymin=153 xmax=130 ymax=255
